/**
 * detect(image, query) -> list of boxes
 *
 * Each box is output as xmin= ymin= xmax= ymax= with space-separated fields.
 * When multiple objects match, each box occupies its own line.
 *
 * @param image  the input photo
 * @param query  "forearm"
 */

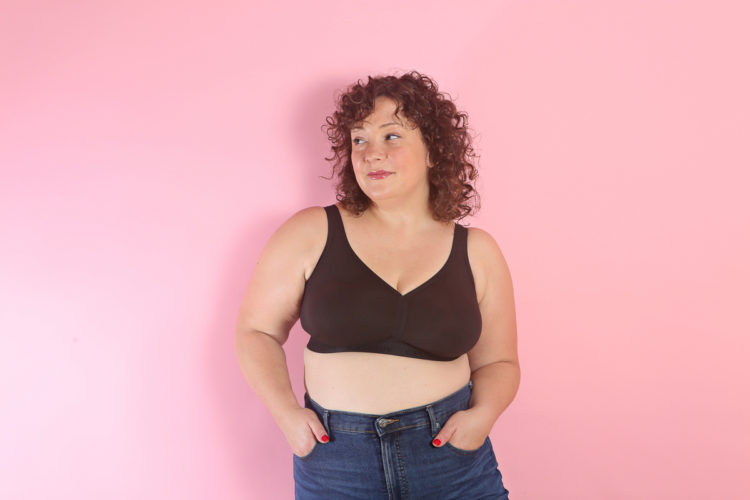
xmin=235 ymin=329 xmax=301 ymax=423
xmin=468 ymin=361 xmax=521 ymax=433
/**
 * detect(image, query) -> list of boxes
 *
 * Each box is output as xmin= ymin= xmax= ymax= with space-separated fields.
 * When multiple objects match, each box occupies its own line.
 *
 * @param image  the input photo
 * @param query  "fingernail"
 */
xmin=321 ymin=434 xmax=329 ymax=443
xmin=432 ymin=438 xmax=441 ymax=446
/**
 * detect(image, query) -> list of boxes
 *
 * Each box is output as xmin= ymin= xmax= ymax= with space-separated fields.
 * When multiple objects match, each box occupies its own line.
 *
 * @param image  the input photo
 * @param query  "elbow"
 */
xmin=235 ymin=327 xmax=284 ymax=351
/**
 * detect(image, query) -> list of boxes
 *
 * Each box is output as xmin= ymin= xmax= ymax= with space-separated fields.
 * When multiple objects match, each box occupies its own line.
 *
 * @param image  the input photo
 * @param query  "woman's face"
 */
xmin=350 ymin=96 xmax=432 ymax=204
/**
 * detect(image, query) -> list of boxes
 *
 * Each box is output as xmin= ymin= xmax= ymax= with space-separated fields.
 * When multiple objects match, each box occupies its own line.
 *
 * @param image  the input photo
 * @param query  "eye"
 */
xmin=352 ymin=133 xmax=399 ymax=146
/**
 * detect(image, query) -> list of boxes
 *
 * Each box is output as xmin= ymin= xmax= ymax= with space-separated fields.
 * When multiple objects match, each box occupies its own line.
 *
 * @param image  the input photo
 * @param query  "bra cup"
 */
xmin=400 ymin=269 xmax=482 ymax=359
xmin=302 ymin=277 xmax=397 ymax=347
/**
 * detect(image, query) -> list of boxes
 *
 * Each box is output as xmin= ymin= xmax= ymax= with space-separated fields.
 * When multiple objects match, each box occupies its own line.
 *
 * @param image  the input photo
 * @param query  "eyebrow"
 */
xmin=350 ymin=121 xmax=402 ymax=131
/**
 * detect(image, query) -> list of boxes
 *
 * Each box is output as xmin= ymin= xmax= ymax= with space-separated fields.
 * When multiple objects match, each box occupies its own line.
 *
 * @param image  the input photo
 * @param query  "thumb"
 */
xmin=307 ymin=417 xmax=330 ymax=443
xmin=432 ymin=425 xmax=455 ymax=447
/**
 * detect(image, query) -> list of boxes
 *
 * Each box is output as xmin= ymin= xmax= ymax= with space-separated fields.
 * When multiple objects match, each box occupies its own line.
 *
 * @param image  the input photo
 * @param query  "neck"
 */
xmin=366 ymin=196 xmax=434 ymax=233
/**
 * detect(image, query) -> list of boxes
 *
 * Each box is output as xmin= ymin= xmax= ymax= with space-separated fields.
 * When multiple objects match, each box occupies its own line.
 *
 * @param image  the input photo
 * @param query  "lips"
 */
xmin=367 ymin=170 xmax=392 ymax=179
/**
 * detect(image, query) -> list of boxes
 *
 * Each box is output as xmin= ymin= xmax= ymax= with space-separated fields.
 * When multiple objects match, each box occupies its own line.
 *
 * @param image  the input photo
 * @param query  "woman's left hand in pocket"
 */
xmin=431 ymin=408 xmax=492 ymax=451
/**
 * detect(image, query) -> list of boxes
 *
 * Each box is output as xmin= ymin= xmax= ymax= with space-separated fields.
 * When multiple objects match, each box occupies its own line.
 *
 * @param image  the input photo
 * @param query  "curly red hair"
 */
xmin=322 ymin=70 xmax=480 ymax=222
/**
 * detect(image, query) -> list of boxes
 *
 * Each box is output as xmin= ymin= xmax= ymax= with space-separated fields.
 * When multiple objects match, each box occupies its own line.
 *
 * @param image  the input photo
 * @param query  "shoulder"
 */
xmin=284 ymin=204 xmax=328 ymax=227
xmin=259 ymin=205 xmax=328 ymax=262
xmin=236 ymin=206 xmax=329 ymax=340
xmin=271 ymin=205 xmax=328 ymax=243
xmin=465 ymin=226 xmax=513 ymax=303
xmin=271 ymin=205 xmax=329 ymax=280
xmin=466 ymin=226 xmax=506 ymax=263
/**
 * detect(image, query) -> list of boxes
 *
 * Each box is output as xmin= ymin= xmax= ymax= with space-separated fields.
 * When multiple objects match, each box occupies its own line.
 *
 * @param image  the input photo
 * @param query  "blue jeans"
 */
xmin=293 ymin=380 xmax=510 ymax=499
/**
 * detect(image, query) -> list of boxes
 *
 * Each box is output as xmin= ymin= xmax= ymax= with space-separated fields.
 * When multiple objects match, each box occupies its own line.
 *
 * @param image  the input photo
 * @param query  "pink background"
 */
xmin=2 ymin=1 xmax=748 ymax=498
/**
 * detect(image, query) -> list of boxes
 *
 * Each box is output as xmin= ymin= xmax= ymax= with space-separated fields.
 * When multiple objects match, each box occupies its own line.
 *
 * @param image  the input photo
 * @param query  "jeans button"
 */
xmin=378 ymin=418 xmax=398 ymax=428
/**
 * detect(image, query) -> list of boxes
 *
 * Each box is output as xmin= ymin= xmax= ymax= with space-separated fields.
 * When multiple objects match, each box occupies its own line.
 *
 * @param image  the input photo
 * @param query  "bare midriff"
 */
xmin=302 ymin=347 xmax=471 ymax=414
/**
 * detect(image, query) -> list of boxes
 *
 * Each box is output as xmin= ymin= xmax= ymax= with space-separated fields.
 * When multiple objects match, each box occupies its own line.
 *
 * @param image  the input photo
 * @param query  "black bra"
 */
xmin=298 ymin=204 xmax=482 ymax=361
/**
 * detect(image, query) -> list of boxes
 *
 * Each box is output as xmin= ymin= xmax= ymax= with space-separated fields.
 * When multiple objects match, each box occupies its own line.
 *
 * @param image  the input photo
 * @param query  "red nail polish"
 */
xmin=432 ymin=438 xmax=441 ymax=446
xmin=321 ymin=434 xmax=329 ymax=443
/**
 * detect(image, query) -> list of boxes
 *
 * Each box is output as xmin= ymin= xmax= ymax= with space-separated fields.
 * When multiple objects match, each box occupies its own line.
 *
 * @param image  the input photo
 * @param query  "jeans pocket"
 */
xmin=443 ymin=436 xmax=489 ymax=457
xmin=294 ymin=440 xmax=319 ymax=461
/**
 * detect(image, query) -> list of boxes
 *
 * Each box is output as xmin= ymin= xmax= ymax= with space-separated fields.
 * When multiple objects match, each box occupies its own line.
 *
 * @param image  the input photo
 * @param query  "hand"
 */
xmin=431 ymin=408 xmax=490 ymax=451
xmin=277 ymin=406 xmax=329 ymax=457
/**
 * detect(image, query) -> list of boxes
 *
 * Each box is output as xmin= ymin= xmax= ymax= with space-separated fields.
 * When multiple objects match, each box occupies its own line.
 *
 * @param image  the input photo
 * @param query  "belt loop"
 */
xmin=323 ymin=409 xmax=331 ymax=437
xmin=425 ymin=404 xmax=440 ymax=436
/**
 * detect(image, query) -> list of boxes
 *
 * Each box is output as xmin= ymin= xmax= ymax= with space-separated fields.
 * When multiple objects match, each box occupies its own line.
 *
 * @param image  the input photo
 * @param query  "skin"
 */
xmin=235 ymin=96 xmax=520 ymax=459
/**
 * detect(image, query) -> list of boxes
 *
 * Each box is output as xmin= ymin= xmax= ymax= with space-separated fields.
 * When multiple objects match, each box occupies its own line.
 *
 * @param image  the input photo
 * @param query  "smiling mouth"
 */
xmin=367 ymin=170 xmax=393 ymax=181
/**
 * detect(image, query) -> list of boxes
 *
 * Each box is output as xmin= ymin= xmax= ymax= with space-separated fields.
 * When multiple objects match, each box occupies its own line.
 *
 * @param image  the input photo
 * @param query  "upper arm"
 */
xmin=234 ymin=206 xmax=327 ymax=345
xmin=465 ymin=227 xmax=519 ymax=372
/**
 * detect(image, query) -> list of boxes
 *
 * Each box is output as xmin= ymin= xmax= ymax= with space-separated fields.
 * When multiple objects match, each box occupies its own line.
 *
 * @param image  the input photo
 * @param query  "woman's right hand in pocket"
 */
xmin=278 ymin=406 xmax=329 ymax=457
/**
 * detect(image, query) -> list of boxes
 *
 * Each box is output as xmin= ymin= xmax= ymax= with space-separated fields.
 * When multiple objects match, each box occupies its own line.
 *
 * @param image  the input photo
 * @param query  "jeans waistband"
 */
xmin=303 ymin=380 xmax=473 ymax=438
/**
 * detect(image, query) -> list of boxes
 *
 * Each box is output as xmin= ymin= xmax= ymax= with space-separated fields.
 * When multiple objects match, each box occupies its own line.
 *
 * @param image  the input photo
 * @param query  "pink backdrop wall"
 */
xmin=2 ymin=1 xmax=748 ymax=498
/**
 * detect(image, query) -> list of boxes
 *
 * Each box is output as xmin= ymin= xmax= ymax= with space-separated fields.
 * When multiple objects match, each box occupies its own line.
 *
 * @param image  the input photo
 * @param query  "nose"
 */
xmin=364 ymin=142 xmax=385 ymax=163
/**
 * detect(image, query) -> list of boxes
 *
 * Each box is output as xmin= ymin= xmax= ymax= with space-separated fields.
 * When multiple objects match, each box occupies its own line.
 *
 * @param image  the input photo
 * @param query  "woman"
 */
xmin=235 ymin=71 xmax=519 ymax=499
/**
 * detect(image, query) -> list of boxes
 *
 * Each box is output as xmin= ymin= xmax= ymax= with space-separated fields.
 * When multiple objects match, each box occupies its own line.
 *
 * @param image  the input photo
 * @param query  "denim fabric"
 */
xmin=293 ymin=381 xmax=510 ymax=499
